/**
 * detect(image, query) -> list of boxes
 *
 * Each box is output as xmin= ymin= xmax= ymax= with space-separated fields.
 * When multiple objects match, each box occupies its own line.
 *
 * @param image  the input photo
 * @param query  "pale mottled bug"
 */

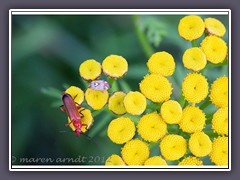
xmin=88 ymin=80 xmax=111 ymax=91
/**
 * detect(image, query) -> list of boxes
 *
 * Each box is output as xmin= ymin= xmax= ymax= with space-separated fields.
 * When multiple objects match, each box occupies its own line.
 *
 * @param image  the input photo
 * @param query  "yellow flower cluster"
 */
xmin=67 ymin=15 xmax=229 ymax=167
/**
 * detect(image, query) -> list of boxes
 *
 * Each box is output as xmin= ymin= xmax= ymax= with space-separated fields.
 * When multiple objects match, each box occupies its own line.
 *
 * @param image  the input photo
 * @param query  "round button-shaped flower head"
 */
xmin=140 ymin=74 xmax=172 ymax=103
xmin=160 ymin=135 xmax=187 ymax=161
xmin=179 ymin=106 xmax=206 ymax=133
xmin=201 ymin=36 xmax=227 ymax=64
xmin=183 ymin=47 xmax=207 ymax=72
xmin=68 ymin=108 xmax=93 ymax=133
xmin=108 ymin=91 xmax=126 ymax=115
xmin=85 ymin=88 xmax=109 ymax=110
xmin=205 ymin=18 xmax=226 ymax=37
xmin=212 ymin=107 xmax=228 ymax=135
xmin=189 ymin=132 xmax=212 ymax=157
xmin=210 ymin=76 xmax=228 ymax=108
xmin=210 ymin=137 xmax=228 ymax=166
xmin=178 ymin=156 xmax=203 ymax=166
xmin=137 ymin=112 xmax=167 ymax=142
xmin=79 ymin=59 xmax=102 ymax=81
xmin=105 ymin=154 xmax=125 ymax=166
xmin=123 ymin=91 xmax=146 ymax=115
xmin=178 ymin=15 xmax=205 ymax=41
xmin=65 ymin=86 xmax=84 ymax=105
xmin=121 ymin=139 xmax=150 ymax=165
xmin=144 ymin=156 xmax=167 ymax=166
xmin=147 ymin=51 xmax=175 ymax=76
xmin=107 ymin=117 xmax=135 ymax=144
xmin=182 ymin=73 xmax=209 ymax=104
xmin=102 ymin=55 xmax=128 ymax=78
xmin=161 ymin=100 xmax=182 ymax=124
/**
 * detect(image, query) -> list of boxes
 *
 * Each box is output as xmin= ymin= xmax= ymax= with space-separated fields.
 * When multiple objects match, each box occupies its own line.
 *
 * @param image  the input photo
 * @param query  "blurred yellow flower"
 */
xmin=68 ymin=108 xmax=93 ymax=133
xmin=210 ymin=76 xmax=228 ymax=108
xmin=210 ymin=137 xmax=228 ymax=166
xmin=123 ymin=91 xmax=146 ymax=115
xmin=85 ymin=88 xmax=109 ymax=110
xmin=107 ymin=117 xmax=135 ymax=144
xmin=137 ymin=112 xmax=167 ymax=142
xmin=79 ymin=59 xmax=102 ymax=81
xmin=205 ymin=17 xmax=226 ymax=37
xmin=108 ymin=91 xmax=126 ymax=115
xmin=179 ymin=106 xmax=206 ymax=133
xmin=102 ymin=55 xmax=128 ymax=78
xmin=189 ymin=132 xmax=212 ymax=157
xmin=140 ymin=74 xmax=172 ymax=103
xmin=160 ymin=135 xmax=187 ymax=161
xmin=65 ymin=86 xmax=84 ymax=105
xmin=201 ymin=36 xmax=227 ymax=64
xmin=178 ymin=15 xmax=205 ymax=41
xmin=105 ymin=154 xmax=125 ymax=166
xmin=182 ymin=73 xmax=209 ymax=104
xmin=121 ymin=139 xmax=150 ymax=165
xmin=179 ymin=156 xmax=203 ymax=166
xmin=144 ymin=156 xmax=167 ymax=166
xmin=182 ymin=47 xmax=207 ymax=72
xmin=147 ymin=51 xmax=175 ymax=76
xmin=212 ymin=107 xmax=228 ymax=135
xmin=161 ymin=100 xmax=182 ymax=124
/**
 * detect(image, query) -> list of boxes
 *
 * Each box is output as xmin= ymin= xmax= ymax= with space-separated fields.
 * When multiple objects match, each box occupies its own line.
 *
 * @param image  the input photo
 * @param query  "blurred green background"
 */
xmin=12 ymin=14 xmax=228 ymax=165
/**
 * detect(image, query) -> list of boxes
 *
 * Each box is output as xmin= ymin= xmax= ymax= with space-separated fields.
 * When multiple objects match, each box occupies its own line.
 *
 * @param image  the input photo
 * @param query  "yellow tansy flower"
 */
xmin=182 ymin=73 xmax=209 ymax=104
xmin=210 ymin=137 xmax=228 ymax=166
xmin=205 ymin=17 xmax=226 ymax=37
xmin=102 ymin=55 xmax=128 ymax=78
xmin=79 ymin=59 xmax=102 ymax=81
xmin=182 ymin=47 xmax=207 ymax=72
xmin=179 ymin=106 xmax=206 ymax=133
xmin=121 ymin=139 xmax=150 ymax=165
xmin=68 ymin=108 xmax=93 ymax=133
xmin=212 ymin=107 xmax=228 ymax=135
xmin=137 ymin=112 xmax=167 ymax=142
xmin=189 ymin=132 xmax=212 ymax=157
xmin=65 ymin=86 xmax=84 ymax=105
xmin=210 ymin=76 xmax=228 ymax=108
xmin=140 ymin=74 xmax=172 ymax=103
xmin=123 ymin=91 xmax=146 ymax=115
xmin=108 ymin=91 xmax=126 ymax=115
xmin=85 ymin=88 xmax=109 ymax=110
xmin=160 ymin=135 xmax=187 ymax=161
xmin=161 ymin=100 xmax=182 ymax=124
xmin=178 ymin=15 xmax=205 ymax=41
xmin=147 ymin=51 xmax=175 ymax=76
xmin=144 ymin=156 xmax=167 ymax=166
xmin=107 ymin=117 xmax=135 ymax=144
xmin=179 ymin=156 xmax=203 ymax=166
xmin=105 ymin=154 xmax=125 ymax=166
xmin=201 ymin=36 xmax=227 ymax=64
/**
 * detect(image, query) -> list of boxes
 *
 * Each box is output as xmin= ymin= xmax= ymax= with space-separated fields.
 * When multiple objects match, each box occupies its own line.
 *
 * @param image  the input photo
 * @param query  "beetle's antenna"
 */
xmin=81 ymin=133 xmax=104 ymax=152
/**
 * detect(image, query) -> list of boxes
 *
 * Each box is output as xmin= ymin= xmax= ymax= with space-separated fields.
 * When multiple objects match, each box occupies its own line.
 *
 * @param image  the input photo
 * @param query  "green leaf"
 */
xmin=41 ymin=87 xmax=62 ymax=99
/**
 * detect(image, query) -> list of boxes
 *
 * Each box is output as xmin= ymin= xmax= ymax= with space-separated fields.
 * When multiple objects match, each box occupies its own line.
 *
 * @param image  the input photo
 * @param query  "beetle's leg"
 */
xmin=82 ymin=124 xmax=88 ymax=131
xmin=65 ymin=120 xmax=73 ymax=127
xmin=59 ymin=105 xmax=66 ymax=112
xmin=79 ymin=113 xmax=84 ymax=118
xmin=79 ymin=107 xmax=86 ymax=113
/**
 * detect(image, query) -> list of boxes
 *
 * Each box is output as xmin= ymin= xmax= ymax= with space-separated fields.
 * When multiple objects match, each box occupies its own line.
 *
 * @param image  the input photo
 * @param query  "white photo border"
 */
xmin=9 ymin=9 xmax=231 ymax=171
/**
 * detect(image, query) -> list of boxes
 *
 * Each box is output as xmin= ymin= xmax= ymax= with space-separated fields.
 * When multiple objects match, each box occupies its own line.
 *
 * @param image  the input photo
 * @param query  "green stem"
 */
xmin=191 ymin=40 xmax=198 ymax=47
xmin=205 ymin=59 xmax=228 ymax=69
xmin=92 ymin=106 xmax=107 ymax=117
xmin=132 ymin=15 xmax=154 ymax=58
xmin=146 ymin=103 xmax=162 ymax=111
xmin=199 ymin=97 xmax=211 ymax=110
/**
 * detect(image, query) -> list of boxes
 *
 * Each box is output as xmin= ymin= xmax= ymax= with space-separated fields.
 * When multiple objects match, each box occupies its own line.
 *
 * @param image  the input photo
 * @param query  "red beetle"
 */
xmin=59 ymin=92 xmax=87 ymax=136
